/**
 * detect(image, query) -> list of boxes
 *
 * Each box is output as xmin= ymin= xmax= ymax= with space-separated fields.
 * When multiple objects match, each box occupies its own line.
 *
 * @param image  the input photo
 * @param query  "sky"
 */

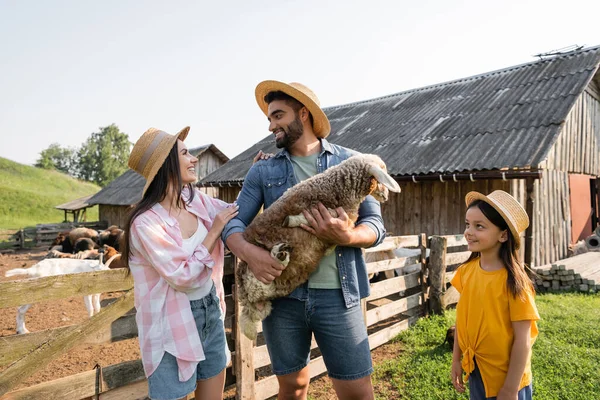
xmin=1 ymin=0 xmax=600 ymax=166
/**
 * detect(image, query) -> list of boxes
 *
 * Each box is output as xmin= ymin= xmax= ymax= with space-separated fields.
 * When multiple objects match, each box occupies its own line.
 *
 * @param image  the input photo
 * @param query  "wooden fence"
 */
xmin=1 ymin=222 xmax=109 ymax=251
xmin=0 ymin=234 xmax=467 ymax=400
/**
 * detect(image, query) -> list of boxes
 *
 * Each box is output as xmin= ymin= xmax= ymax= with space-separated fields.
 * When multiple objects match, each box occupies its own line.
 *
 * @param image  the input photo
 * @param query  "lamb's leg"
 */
xmin=92 ymin=293 xmax=101 ymax=315
xmin=240 ymin=301 xmax=273 ymax=340
xmin=83 ymin=295 xmax=94 ymax=317
xmin=283 ymin=208 xmax=340 ymax=227
xmin=270 ymin=243 xmax=291 ymax=267
xmin=16 ymin=304 xmax=31 ymax=334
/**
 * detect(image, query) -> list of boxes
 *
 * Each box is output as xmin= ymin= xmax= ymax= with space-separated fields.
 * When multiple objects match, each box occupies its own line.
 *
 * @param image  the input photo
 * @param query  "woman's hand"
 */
xmin=211 ymin=204 xmax=239 ymax=234
xmin=253 ymin=150 xmax=274 ymax=164
xmin=451 ymin=360 xmax=465 ymax=393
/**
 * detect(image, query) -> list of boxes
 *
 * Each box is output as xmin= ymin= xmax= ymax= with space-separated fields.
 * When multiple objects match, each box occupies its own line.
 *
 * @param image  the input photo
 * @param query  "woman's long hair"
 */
xmin=121 ymin=142 xmax=196 ymax=268
xmin=466 ymin=200 xmax=533 ymax=298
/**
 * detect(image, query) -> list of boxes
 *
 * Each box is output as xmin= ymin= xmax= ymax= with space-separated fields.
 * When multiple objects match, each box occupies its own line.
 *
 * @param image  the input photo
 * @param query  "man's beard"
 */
xmin=275 ymin=116 xmax=304 ymax=149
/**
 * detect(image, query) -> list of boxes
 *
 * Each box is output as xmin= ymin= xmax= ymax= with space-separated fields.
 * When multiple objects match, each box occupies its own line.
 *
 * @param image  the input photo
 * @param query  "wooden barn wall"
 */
xmin=99 ymin=205 xmax=131 ymax=229
xmin=380 ymin=178 xmax=514 ymax=236
xmin=214 ymin=187 xmax=242 ymax=204
xmin=532 ymin=170 xmax=571 ymax=267
xmin=197 ymin=152 xmax=225 ymax=181
xmin=541 ymin=83 xmax=600 ymax=175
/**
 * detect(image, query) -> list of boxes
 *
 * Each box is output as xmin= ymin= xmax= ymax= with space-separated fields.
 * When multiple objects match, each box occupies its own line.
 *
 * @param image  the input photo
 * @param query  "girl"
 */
xmin=451 ymin=190 xmax=540 ymax=400
xmin=122 ymin=126 xmax=239 ymax=400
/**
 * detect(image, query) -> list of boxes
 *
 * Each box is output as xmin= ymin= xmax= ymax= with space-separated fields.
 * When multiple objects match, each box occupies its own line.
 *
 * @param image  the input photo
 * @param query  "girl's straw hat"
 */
xmin=128 ymin=126 xmax=190 ymax=197
xmin=465 ymin=190 xmax=530 ymax=248
xmin=255 ymin=80 xmax=331 ymax=138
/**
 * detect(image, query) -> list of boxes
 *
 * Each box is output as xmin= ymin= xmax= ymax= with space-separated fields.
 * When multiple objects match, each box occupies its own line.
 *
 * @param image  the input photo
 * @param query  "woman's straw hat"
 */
xmin=128 ymin=126 xmax=190 ymax=197
xmin=465 ymin=190 xmax=530 ymax=248
xmin=255 ymin=80 xmax=331 ymax=138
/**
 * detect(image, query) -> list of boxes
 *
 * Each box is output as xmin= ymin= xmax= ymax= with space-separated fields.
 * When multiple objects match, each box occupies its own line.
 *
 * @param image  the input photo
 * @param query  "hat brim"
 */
xmin=465 ymin=191 xmax=522 ymax=249
xmin=255 ymin=80 xmax=331 ymax=138
xmin=142 ymin=126 xmax=190 ymax=197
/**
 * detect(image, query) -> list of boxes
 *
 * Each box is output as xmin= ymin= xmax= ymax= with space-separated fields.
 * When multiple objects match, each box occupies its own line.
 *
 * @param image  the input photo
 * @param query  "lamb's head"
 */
xmin=359 ymin=154 xmax=400 ymax=202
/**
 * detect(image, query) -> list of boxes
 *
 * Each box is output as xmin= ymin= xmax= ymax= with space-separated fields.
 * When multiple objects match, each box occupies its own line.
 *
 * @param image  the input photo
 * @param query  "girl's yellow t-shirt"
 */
xmin=451 ymin=258 xmax=540 ymax=397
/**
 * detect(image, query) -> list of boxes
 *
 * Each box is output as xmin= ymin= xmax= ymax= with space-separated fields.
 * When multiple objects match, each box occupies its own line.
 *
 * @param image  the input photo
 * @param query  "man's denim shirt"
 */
xmin=222 ymin=139 xmax=386 ymax=308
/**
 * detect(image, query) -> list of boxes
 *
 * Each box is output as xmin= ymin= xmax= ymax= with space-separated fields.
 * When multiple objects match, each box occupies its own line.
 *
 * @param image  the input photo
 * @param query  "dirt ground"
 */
xmin=0 ymin=249 xmax=405 ymax=398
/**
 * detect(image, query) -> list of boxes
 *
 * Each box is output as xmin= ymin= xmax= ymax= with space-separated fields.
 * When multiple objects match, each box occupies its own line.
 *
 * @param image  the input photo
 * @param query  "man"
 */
xmin=222 ymin=81 xmax=386 ymax=400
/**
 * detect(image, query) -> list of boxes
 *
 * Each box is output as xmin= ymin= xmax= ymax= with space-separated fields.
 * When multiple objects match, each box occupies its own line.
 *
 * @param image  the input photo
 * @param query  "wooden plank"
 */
xmin=368 ymin=315 xmax=420 ymax=350
xmin=254 ymin=356 xmax=328 ymax=400
xmin=0 ymin=313 xmax=137 ymax=367
xmin=0 ymin=269 xmax=134 ymax=309
xmin=1 ymin=360 xmax=145 ymax=400
xmin=233 ymin=257 xmax=255 ymax=400
xmin=364 ymin=235 xmax=420 ymax=253
xmin=366 ymin=255 xmax=420 ymax=275
xmin=0 ymin=290 xmax=135 ymax=396
xmin=98 ymin=380 xmax=148 ymax=400
xmin=366 ymin=272 xmax=421 ymax=301
xmin=445 ymin=251 xmax=470 ymax=268
xmin=366 ymin=293 xmax=423 ymax=326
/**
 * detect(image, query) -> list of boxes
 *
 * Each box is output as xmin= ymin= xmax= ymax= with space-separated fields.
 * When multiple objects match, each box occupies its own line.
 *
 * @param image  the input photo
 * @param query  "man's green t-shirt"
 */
xmin=290 ymin=153 xmax=341 ymax=289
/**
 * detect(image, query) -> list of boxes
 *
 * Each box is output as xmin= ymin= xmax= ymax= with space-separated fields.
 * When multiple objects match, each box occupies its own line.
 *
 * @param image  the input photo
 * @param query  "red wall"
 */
xmin=569 ymin=174 xmax=593 ymax=243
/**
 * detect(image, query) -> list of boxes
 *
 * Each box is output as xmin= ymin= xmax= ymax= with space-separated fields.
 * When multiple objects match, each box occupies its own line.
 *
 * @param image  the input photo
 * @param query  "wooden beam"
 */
xmin=0 ymin=290 xmax=135 ymax=396
xmin=366 ymin=271 xmax=421 ymax=301
xmin=429 ymin=236 xmax=447 ymax=314
xmin=0 ymin=269 xmax=134 ymax=309
xmin=0 ymin=313 xmax=137 ymax=367
xmin=233 ymin=257 xmax=255 ymax=400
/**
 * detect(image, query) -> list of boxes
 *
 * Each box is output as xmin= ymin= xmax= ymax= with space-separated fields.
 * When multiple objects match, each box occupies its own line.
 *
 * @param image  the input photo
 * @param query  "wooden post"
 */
xmin=524 ymin=177 xmax=535 ymax=269
xmin=233 ymin=257 xmax=255 ymax=400
xmin=418 ymin=234 xmax=428 ymax=317
xmin=18 ymin=230 xmax=25 ymax=249
xmin=428 ymin=236 xmax=447 ymax=315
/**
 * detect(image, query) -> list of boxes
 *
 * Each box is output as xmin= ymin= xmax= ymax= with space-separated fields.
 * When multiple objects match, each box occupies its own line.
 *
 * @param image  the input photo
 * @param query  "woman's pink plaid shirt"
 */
xmin=129 ymin=188 xmax=231 ymax=381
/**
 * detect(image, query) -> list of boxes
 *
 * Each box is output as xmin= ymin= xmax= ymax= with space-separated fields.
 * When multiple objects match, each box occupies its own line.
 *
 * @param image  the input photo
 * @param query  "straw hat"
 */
xmin=128 ymin=126 xmax=190 ymax=196
xmin=465 ymin=190 xmax=530 ymax=248
xmin=255 ymin=80 xmax=331 ymax=138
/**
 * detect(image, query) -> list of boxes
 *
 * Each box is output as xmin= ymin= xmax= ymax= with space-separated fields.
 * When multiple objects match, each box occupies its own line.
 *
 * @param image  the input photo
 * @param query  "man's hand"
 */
xmin=300 ymin=203 xmax=354 ymax=245
xmin=244 ymin=244 xmax=287 ymax=284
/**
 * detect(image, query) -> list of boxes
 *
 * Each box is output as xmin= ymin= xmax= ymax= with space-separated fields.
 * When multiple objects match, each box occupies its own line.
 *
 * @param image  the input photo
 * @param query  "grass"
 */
xmin=372 ymin=293 xmax=600 ymax=400
xmin=0 ymin=157 xmax=100 ymax=230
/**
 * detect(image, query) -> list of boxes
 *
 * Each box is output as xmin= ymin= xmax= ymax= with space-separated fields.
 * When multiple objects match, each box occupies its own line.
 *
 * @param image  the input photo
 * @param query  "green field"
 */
xmin=372 ymin=293 xmax=600 ymax=400
xmin=0 ymin=157 xmax=100 ymax=230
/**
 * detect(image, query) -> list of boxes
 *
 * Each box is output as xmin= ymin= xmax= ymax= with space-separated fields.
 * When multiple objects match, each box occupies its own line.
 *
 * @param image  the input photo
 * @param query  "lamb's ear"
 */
xmin=368 ymin=165 xmax=401 ymax=193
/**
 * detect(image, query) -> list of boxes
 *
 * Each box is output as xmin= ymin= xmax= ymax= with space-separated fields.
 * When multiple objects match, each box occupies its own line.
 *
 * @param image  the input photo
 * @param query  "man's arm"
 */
xmin=222 ymin=164 xmax=286 ymax=284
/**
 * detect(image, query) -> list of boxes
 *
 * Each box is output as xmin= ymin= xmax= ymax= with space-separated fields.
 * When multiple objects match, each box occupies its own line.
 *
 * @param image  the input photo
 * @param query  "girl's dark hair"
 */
xmin=121 ymin=142 xmax=195 ymax=268
xmin=466 ymin=199 xmax=533 ymax=298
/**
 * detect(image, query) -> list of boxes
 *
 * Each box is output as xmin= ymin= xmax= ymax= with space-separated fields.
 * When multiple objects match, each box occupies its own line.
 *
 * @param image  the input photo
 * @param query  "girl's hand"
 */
xmin=497 ymin=386 xmax=518 ymax=400
xmin=210 ymin=204 xmax=239 ymax=234
xmin=451 ymin=360 xmax=465 ymax=393
xmin=253 ymin=150 xmax=274 ymax=164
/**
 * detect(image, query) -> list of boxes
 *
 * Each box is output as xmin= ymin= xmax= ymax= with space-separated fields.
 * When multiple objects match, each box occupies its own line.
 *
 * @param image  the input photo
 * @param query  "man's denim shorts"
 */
xmin=262 ymin=288 xmax=373 ymax=380
xmin=147 ymin=285 xmax=229 ymax=400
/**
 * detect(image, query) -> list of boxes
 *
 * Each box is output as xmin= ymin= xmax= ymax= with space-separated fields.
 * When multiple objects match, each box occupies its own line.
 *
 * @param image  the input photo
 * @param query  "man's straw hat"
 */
xmin=255 ymin=80 xmax=331 ymax=138
xmin=128 ymin=126 xmax=190 ymax=197
xmin=465 ymin=190 xmax=530 ymax=249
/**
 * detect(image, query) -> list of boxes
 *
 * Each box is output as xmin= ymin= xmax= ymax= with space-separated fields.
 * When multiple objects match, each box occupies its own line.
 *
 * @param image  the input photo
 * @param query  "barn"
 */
xmin=88 ymin=144 xmax=229 ymax=228
xmin=199 ymin=45 xmax=600 ymax=267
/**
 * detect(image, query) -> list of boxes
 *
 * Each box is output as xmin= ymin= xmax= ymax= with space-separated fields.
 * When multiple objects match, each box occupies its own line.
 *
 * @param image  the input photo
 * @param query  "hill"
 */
xmin=0 ymin=157 xmax=100 ymax=229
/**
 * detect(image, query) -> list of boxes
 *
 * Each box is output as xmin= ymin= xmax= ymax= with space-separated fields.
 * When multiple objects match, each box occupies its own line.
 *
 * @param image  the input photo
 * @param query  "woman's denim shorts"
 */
xmin=147 ymin=285 xmax=229 ymax=400
xmin=262 ymin=288 xmax=373 ymax=380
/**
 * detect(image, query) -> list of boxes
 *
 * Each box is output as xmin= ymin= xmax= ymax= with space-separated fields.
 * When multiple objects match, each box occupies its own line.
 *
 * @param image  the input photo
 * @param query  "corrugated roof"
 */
xmin=89 ymin=144 xmax=227 ymax=206
xmin=55 ymin=194 xmax=95 ymax=211
xmin=200 ymin=45 xmax=600 ymax=185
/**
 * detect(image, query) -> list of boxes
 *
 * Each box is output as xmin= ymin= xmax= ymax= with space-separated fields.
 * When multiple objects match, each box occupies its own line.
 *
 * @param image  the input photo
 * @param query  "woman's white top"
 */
xmin=181 ymin=218 xmax=212 ymax=300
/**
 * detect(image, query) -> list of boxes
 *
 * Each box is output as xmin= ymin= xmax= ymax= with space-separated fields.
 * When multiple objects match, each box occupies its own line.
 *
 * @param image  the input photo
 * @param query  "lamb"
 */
xmin=237 ymin=154 xmax=401 ymax=339
xmin=5 ymin=253 xmax=122 ymax=334
xmin=97 ymin=225 xmax=124 ymax=251
xmin=46 ymin=227 xmax=100 ymax=258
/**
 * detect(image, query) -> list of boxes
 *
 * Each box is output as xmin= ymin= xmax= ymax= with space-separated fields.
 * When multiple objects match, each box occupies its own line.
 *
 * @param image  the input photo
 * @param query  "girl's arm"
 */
xmin=497 ymin=320 xmax=532 ymax=400
xmin=451 ymin=326 xmax=465 ymax=393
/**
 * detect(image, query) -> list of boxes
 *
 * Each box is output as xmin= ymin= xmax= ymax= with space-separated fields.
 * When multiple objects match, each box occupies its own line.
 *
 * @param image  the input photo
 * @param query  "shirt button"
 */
xmin=342 ymin=276 xmax=346 ymax=280
xmin=339 ymin=253 xmax=342 ymax=257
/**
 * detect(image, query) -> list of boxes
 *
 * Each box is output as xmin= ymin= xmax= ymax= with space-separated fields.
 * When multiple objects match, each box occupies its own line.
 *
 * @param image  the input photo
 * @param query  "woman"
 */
xmin=122 ymin=126 xmax=238 ymax=400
